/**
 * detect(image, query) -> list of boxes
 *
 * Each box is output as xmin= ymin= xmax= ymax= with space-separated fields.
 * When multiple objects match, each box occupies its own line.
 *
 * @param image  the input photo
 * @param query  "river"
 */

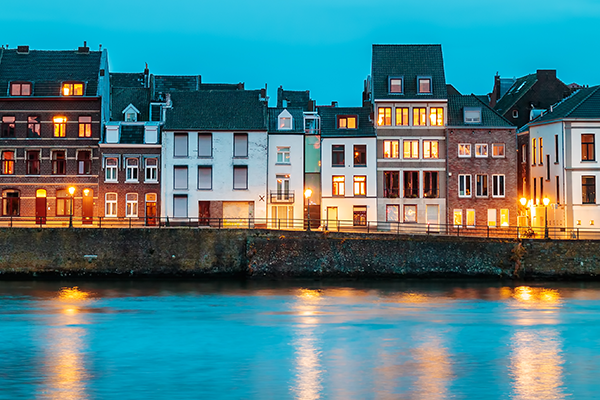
xmin=1 ymin=280 xmax=599 ymax=399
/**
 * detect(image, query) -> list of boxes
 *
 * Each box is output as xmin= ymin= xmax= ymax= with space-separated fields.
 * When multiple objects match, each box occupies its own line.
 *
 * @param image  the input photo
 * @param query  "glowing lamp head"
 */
xmin=83 ymin=188 xmax=90 ymax=196
xmin=68 ymin=186 xmax=75 ymax=196
xmin=543 ymin=197 xmax=550 ymax=206
xmin=304 ymin=189 xmax=312 ymax=199
xmin=520 ymin=197 xmax=527 ymax=206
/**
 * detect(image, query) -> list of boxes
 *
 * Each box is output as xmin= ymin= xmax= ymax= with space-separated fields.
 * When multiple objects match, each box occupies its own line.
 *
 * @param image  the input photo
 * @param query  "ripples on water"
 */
xmin=1 ymin=280 xmax=600 ymax=399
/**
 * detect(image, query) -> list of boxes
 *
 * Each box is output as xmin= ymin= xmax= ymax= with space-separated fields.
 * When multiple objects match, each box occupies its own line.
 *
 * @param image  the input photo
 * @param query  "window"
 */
xmin=418 ymin=77 xmax=431 ymax=93
xmin=10 ymin=82 xmax=31 ymax=96
xmin=556 ymin=176 xmax=560 ymax=204
xmin=395 ymin=108 xmax=409 ymax=126
xmin=403 ymin=140 xmax=419 ymax=159
xmin=453 ymin=209 xmax=462 ymax=227
xmin=52 ymin=151 xmax=66 ymax=175
xmin=332 ymin=145 xmax=345 ymax=166
xmin=476 ymin=174 xmax=488 ymax=197
xmin=353 ymin=176 xmax=366 ymax=196
xmin=126 ymin=158 xmax=139 ymax=181
xmin=475 ymin=144 xmax=488 ymax=158
xmin=429 ymin=108 xmax=444 ymax=126
xmin=458 ymin=143 xmax=471 ymax=157
xmin=582 ymin=176 xmax=596 ymax=204
xmin=1 ymin=151 xmax=14 ymax=175
xmin=404 ymin=171 xmax=419 ymax=198
xmin=423 ymin=171 xmax=438 ymax=198
xmin=174 ymin=133 xmax=188 ymax=157
xmin=423 ymin=140 xmax=439 ymax=159
xmin=500 ymin=209 xmax=509 ymax=227
xmin=53 ymin=116 xmax=66 ymax=137
xmin=521 ymin=144 xmax=526 ymax=163
xmin=555 ymin=135 xmax=559 ymax=163
xmin=1 ymin=116 xmax=15 ymax=138
xmin=234 ymin=133 xmax=248 ymax=157
xmin=389 ymin=77 xmax=403 ymax=93
xmin=512 ymin=110 xmax=518 ymax=119
xmin=26 ymin=150 xmax=40 ymax=175
xmin=105 ymin=158 xmax=118 ymax=182
xmin=464 ymin=107 xmax=481 ymax=124
xmin=488 ymin=209 xmax=497 ymax=227
xmin=354 ymin=145 xmax=366 ymax=166
xmin=56 ymin=189 xmax=72 ymax=216
xmin=404 ymin=205 xmax=417 ymax=223
xmin=78 ymin=116 xmax=92 ymax=137
xmin=466 ymin=210 xmax=475 ymax=227
xmin=174 ymin=166 xmax=188 ymax=190
xmin=459 ymin=174 xmax=471 ymax=197
xmin=27 ymin=116 xmax=40 ymax=138
xmin=278 ymin=111 xmax=292 ymax=130
xmin=532 ymin=138 xmax=537 ymax=165
xmin=492 ymin=174 xmax=505 ymax=197
xmin=332 ymin=176 xmax=345 ymax=196
xmin=338 ymin=115 xmax=357 ymax=129
xmin=126 ymin=193 xmax=138 ymax=217
xmin=198 ymin=166 xmax=212 ymax=190
xmin=353 ymin=206 xmax=367 ymax=226
xmin=582 ymin=134 xmax=595 ymax=161
xmin=538 ymin=138 xmax=543 ymax=164
xmin=546 ymin=155 xmax=550 ymax=180
xmin=125 ymin=112 xmax=137 ymax=122
xmin=2 ymin=190 xmax=19 ymax=216
xmin=492 ymin=143 xmax=505 ymax=158
xmin=533 ymin=177 xmax=537 ymax=203
xmin=275 ymin=175 xmax=290 ymax=200
xmin=145 ymin=158 xmax=158 ymax=182
xmin=384 ymin=171 xmax=399 ymax=198
xmin=77 ymin=151 xmax=91 ymax=175
xmin=377 ymin=107 xmax=391 ymax=126
xmin=62 ymin=82 xmax=84 ymax=96
xmin=233 ymin=166 xmax=248 ymax=189
xmin=277 ymin=147 xmax=291 ymax=164
xmin=383 ymin=140 xmax=399 ymax=158
xmin=198 ymin=133 xmax=212 ymax=158
xmin=105 ymin=193 xmax=117 ymax=217
xmin=386 ymin=205 xmax=399 ymax=222
xmin=540 ymin=179 xmax=544 ymax=199
xmin=413 ymin=108 xmax=427 ymax=126
xmin=173 ymin=195 xmax=188 ymax=218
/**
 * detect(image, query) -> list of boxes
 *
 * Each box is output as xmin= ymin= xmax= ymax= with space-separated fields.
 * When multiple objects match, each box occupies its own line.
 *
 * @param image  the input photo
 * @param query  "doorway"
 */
xmin=35 ymin=189 xmax=47 ymax=224
xmin=327 ymin=207 xmax=338 ymax=230
xmin=145 ymin=193 xmax=157 ymax=225
xmin=82 ymin=188 xmax=93 ymax=224
xmin=199 ymin=201 xmax=210 ymax=226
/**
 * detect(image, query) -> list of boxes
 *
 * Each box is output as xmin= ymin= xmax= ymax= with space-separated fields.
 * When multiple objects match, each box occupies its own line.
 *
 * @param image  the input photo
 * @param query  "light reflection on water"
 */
xmin=2 ymin=281 xmax=600 ymax=399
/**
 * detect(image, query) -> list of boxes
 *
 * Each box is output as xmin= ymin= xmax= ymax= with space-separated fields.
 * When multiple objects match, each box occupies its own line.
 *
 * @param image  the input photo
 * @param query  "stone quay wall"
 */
xmin=0 ymin=228 xmax=599 ymax=279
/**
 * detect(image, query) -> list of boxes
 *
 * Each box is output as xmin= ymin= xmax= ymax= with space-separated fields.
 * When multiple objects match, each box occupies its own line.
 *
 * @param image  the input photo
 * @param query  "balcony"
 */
xmin=270 ymin=190 xmax=295 ymax=203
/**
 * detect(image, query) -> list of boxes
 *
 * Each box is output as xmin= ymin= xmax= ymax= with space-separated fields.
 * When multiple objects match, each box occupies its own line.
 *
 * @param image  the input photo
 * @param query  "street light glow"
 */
xmin=68 ymin=186 xmax=75 ymax=196
xmin=304 ymin=189 xmax=312 ymax=198
xmin=543 ymin=197 xmax=550 ymax=206
xmin=520 ymin=197 xmax=527 ymax=206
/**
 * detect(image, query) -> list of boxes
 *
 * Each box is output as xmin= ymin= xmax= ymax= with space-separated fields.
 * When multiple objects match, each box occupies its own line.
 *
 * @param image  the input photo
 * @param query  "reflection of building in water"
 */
xmin=38 ymin=287 xmax=91 ymax=400
xmin=411 ymin=333 xmax=451 ymax=400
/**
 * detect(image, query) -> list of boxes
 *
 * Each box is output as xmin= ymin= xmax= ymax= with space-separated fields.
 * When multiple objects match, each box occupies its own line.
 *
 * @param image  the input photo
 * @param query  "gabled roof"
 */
xmin=164 ymin=90 xmax=267 ymax=131
xmin=268 ymin=107 xmax=305 ymax=133
xmin=371 ymin=44 xmax=447 ymax=100
xmin=447 ymin=94 xmax=514 ymax=128
xmin=317 ymin=106 xmax=375 ymax=138
xmin=111 ymin=72 xmax=145 ymax=88
xmin=493 ymin=73 xmax=537 ymax=114
xmin=277 ymin=87 xmax=312 ymax=110
xmin=111 ymin=87 xmax=151 ymax=121
xmin=0 ymin=48 xmax=102 ymax=97
xmin=529 ymin=86 xmax=600 ymax=125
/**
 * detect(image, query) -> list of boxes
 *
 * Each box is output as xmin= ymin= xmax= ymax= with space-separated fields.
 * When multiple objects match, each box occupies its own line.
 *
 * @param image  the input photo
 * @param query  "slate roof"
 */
xmin=268 ymin=107 xmax=305 ymax=133
xmin=198 ymin=83 xmax=243 ymax=91
xmin=371 ymin=44 xmax=447 ymax=100
xmin=317 ymin=106 xmax=375 ymax=138
xmin=165 ymin=90 xmax=267 ymax=131
xmin=277 ymin=87 xmax=311 ymax=110
xmin=119 ymin=125 xmax=146 ymax=144
xmin=111 ymin=72 xmax=145 ymax=88
xmin=110 ymin=87 xmax=151 ymax=121
xmin=493 ymin=73 xmax=537 ymax=114
xmin=529 ymin=86 xmax=600 ymax=125
xmin=0 ymin=48 xmax=102 ymax=97
xmin=153 ymin=75 xmax=201 ymax=93
xmin=447 ymin=94 xmax=514 ymax=127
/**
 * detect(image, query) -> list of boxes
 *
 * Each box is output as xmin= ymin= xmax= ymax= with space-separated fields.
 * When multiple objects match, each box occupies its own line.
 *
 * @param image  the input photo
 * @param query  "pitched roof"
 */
xmin=317 ymin=106 xmax=375 ymax=137
xmin=493 ymin=73 xmax=537 ymax=114
xmin=110 ymin=87 xmax=151 ymax=121
xmin=153 ymin=75 xmax=201 ymax=93
xmin=0 ymin=48 xmax=102 ymax=97
xmin=119 ymin=125 xmax=145 ymax=144
xmin=110 ymin=72 xmax=145 ymax=88
xmin=164 ymin=90 xmax=267 ymax=131
xmin=529 ymin=86 xmax=600 ymax=125
xmin=371 ymin=44 xmax=447 ymax=100
xmin=267 ymin=108 xmax=305 ymax=133
xmin=277 ymin=87 xmax=312 ymax=110
xmin=447 ymin=94 xmax=514 ymax=127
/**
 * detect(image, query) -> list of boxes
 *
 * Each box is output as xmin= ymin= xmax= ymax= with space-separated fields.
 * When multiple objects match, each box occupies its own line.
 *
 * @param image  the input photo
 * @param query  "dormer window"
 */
xmin=338 ymin=115 xmax=357 ymax=129
xmin=389 ymin=77 xmax=403 ymax=94
xmin=417 ymin=77 xmax=432 ymax=94
xmin=10 ymin=82 xmax=32 ymax=96
xmin=123 ymin=104 xmax=140 ymax=122
xmin=464 ymin=107 xmax=482 ymax=124
xmin=277 ymin=110 xmax=293 ymax=130
xmin=62 ymin=82 xmax=84 ymax=96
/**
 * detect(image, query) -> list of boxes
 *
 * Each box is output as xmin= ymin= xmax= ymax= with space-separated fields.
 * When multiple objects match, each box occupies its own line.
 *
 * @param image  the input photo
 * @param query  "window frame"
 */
xmin=582 ymin=175 xmax=596 ymax=204
xmin=78 ymin=116 xmax=92 ymax=138
xmin=233 ymin=165 xmax=248 ymax=190
xmin=377 ymin=107 xmax=392 ymax=126
xmin=233 ymin=133 xmax=249 ymax=158
xmin=404 ymin=205 xmax=417 ymax=223
xmin=423 ymin=171 xmax=439 ymax=198
xmin=51 ymin=150 xmax=66 ymax=175
xmin=353 ymin=175 xmax=366 ymax=196
xmin=423 ymin=140 xmax=439 ymax=159
xmin=458 ymin=174 xmax=472 ymax=198
xmin=353 ymin=145 xmax=366 ymax=167
xmin=26 ymin=150 xmax=40 ymax=175
xmin=198 ymin=133 xmax=213 ymax=158
xmin=337 ymin=115 xmax=357 ymax=129
xmin=353 ymin=206 xmax=368 ymax=226
xmin=10 ymin=82 xmax=32 ymax=96
xmin=125 ymin=157 xmax=139 ymax=182
xmin=582 ymin=134 xmax=595 ymax=161
xmin=332 ymin=145 xmax=345 ymax=167
xmin=464 ymin=107 xmax=482 ymax=124
xmin=395 ymin=107 xmax=409 ymax=126
xmin=475 ymin=143 xmax=488 ymax=158
xmin=475 ymin=174 xmax=488 ymax=197
xmin=453 ymin=209 xmax=463 ymax=227
xmin=413 ymin=108 xmax=427 ymax=126
xmin=332 ymin=175 xmax=345 ymax=196
xmin=53 ymin=116 xmax=67 ymax=138
xmin=386 ymin=204 xmax=399 ymax=222
xmin=417 ymin=76 xmax=432 ymax=94
xmin=403 ymin=140 xmax=419 ymax=159
xmin=388 ymin=77 xmax=403 ymax=94
xmin=458 ymin=143 xmax=471 ymax=158
xmin=383 ymin=140 xmax=399 ymax=159
xmin=492 ymin=143 xmax=506 ymax=158
xmin=77 ymin=150 xmax=92 ymax=175
xmin=174 ymin=133 xmax=188 ymax=157
xmin=403 ymin=171 xmax=419 ymax=198
xmin=429 ymin=107 xmax=444 ymax=126
xmin=145 ymin=158 xmax=158 ymax=182
xmin=105 ymin=193 xmax=118 ymax=217
xmin=276 ymin=146 xmax=291 ymax=164
xmin=105 ymin=157 xmax=118 ymax=182
xmin=125 ymin=193 xmax=138 ymax=218
xmin=198 ymin=166 xmax=212 ymax=190
xmin=1 ymin=116 xmax=16 ymax=138
xmin=61 ymin=82 xmax=84 ymax=96
xmin=27 ymin=116 xmax=40 ymax=138
xmin=173 ymin=166 xmax=189 ymax=190
xmin=492 ymin=174 xmax=505 ymax=198
xmin=1 ymin=150 xmax=15 ymax=175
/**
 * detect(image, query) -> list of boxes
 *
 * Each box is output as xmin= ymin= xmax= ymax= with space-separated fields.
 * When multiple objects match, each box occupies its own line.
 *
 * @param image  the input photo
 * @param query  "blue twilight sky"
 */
xmin=2 ymin=0 xmax=599 ymax=107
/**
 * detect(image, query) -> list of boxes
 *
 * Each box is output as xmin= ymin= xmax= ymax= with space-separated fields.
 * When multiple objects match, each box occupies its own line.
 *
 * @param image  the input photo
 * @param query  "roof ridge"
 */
xmin=471 ymin=93 xmax=514 ymax=126
xmin=562 ymin=86 xmax=600 ymax=118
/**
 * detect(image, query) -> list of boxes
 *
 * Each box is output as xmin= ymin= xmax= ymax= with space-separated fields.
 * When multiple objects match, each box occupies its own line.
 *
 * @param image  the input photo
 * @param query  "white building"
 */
xmin=161 ymin=90 xmax=269 ymax=225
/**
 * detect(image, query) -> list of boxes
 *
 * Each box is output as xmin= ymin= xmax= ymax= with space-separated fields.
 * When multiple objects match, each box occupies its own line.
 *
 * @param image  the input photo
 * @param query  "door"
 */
xmin=327 ymin=207 xmax=338 ymax=230
xmin=35 ymin=189 xmax=46 ymax=224
xmin=82 ymin=188 xmax=93 ymax=224
xmin=199 ymin=201 xmax=210 ymax=226
xmin=276 ymin=175 xmax=290 ymax=200
xmin=146 ymin=193 xmax=157 ymax=226
xmin=426 ymin=204 xmax=439 ymax=232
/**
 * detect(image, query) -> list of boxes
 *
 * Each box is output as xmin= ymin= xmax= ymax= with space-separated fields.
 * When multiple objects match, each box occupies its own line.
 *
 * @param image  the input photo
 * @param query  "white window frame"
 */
xmin=475 ymin=174 xmax=488 ymax=197
xmin=105 ymin=157 xmax=118 ymax=182
xmin=464 ymin=107 xmax=482 ymax=124
xmin=492 ymin=143 xmax=505 ymax=158
xmin=278 ymin=110 xmax=293 ymax=130
xmin=276 ymin=146 xmax=291 ymax=164
xmin=125 ymin=158 xmax=139 ymax=182
xmin=458 ymin=174 xmax=472 ymax=197
xmin=488 ymin=209 xmax=497 ymax=227
xmin=453 ymin=209 xmax=463 ymax=227
xmin=458 ymin=143 xmax=471 ymax=158
xmin=105 ymin=193 xmax=117 ymax=217
xmin=126 ymin=193 xmax=138 ymax=218
xmin=145 ymin=158 xmax=158 ymax=182
xmin=492 ymin=174 xmax=505 ymax=198
xmin=475 ymin=143 xmax=488 ymax=158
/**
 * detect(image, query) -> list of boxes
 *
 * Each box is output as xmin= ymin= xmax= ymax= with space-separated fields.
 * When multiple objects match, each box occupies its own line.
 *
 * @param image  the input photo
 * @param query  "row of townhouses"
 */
xmin=0 ymin=43 xmax=595 ymax=233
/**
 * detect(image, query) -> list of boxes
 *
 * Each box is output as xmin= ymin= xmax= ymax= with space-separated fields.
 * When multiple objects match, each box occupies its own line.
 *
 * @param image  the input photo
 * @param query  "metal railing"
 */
xmin=269 ymin=190 xmax=295 ymax=203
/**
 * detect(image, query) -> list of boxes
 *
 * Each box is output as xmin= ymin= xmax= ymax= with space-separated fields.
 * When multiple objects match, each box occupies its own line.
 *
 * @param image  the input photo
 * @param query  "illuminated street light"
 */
xmin=543 ymin=197 xmax=550 ymax=239
xmin=304 ymin=189 xmax=312 ymax=232
xmin=68 ymin=186 xmax=75 ymax=228
xmin=520 ymin=197 xmax=527 ymax=206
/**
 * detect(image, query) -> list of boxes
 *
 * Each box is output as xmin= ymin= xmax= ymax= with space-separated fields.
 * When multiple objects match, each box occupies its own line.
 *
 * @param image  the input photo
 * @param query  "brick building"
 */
xmin=0 ymin=44 xmax=109 ymax=225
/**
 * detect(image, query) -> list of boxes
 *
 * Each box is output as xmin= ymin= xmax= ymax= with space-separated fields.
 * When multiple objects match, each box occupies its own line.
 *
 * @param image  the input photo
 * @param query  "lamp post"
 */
xmin=68 ymin=186 xmax=75 ymax=228
xmin=304 ymin=188 xmax=312 ymax=232
xmin=543 ymin=197 xmax=550 ymax=239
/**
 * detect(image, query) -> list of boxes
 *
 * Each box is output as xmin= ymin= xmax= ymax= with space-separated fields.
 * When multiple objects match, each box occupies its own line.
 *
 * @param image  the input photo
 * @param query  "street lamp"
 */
xmin=68 ymin=186 xmax=75 ymax=228
xmin=304 ymin=188 xmax=312 ymax=232
xmin=543 ymin=197 xmax=550 ymax=239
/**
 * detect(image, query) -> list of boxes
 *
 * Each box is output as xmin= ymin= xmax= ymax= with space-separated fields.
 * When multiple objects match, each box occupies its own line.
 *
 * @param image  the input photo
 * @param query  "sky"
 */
xmin=2 ymin=0 xmax=600 ymax=107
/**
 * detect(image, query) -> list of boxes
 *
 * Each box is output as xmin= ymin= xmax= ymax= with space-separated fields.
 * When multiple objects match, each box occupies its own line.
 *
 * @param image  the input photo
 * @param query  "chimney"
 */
xmin=260 ymin=87 xmax=267 ymax=100
xmin=77 ymin=41 xmax=90 ymax=54
xmin=331 ymin=101 xmax=338 ymax=107
xmin=16 ymin=45 xmax=29 ymax=54
xmin=144 ymin=63 xmax=150 ymax=88
xmin=537 ymin=69 xmax=556 ymax=81
xmin=308 ymin=99 xmax=315 ymax=112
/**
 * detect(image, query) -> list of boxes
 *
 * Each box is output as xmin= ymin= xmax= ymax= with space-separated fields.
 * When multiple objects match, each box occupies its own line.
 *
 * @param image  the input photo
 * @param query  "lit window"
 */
xmin=492 ymin=143 xmax=505 ymax=158
xmin=332 ymin=176 xmax=345 ymax=196
xmin=458 ymin=174 xmax=471 ymax=197
xmin=500 ymin=209 xmax=509 ymax=227
xmin=488 ymin=209 xmax=497 ymax=227
xmin=78 ymin=116 xmax=92 ymax=137
xmin=476 ymin=174 xmax=488 ymax=197
xmin=383 ymin=140 xmax=399 ymax=158
xmin=395 ymin=108 xmax=409 ymax=126
xmin=278 ymin=110 xmax=293 ymax=130
xmin=126 ymin=158 xmax=139 ymax=181
xmin=1 ymin=151 xmax=15 ymax=175
xmin=377 ymin=107 xmax=392 ymax=126
xmin=492 ymin=174 xmax=505 ymax=197
xmin=105 ymin=193 xmax=117 ymax=217
xmin=413 ymin=108 xmax=427 ymax=126
xmin=582 ymin=176 xmax=596 ymax=204
xmin=27 ymin=116 xmax=40 ymax=138
xmin=277 ymin=147 xmax=291 ymax=164
xmin=62 ymin=82 xmax=84 ymax=96
xmin=105 ymin=158 xmax=118 ymax=182
xmin=353 ymin=145 xmax=366 ymax=167
xmin=466 ymin=209 xmax=475 ymax=227
xmin=145 ymin=158 xmax=158 ymax=182
xmin=384 ymin=171 xmax=399 ymax=198
xmin=582 ymin=134 xmax=595 ymax=161
xmin=53 ymin=116 xmax=67 ymax=137
xmin=453 ymin=209 xmax=463 ymax=227
xmin=464 ymin=107 xmax=481 ymax=124
xmin=403 ymin=140 xmax=419 ymax=159
xmin=429 ymin=108 xmax=444 ymax=126
xmin=10 ymin=82 xmax=31 ymax=96
xmin=404 ymin=171 xmax=419 ymax=198
xmin=386 ymin=205 xmax=399 ymax=222
xmin=55 ymin=189 xmax=71 ymax=216
xmin=1 ymin=116 xmax=16 ymax=138
xmin=423 ymin=171 xmax=438 ymax=198
xmin=353 ymin=176 xmax=366 ymax=196
xmin=532 ymin=138 xmax=537 ymax=165
xmin=404 ymin=205 xmax=417 ymax=223
xmin=423 ymin=140 xmax=438 ymax=158
xmin=353 ymin=206 xmax=367 ymax=226
xmin=475 ymin=144 xmax=488 ymax=157
xmin=338 ymin=115 xmax=357 ymax=129
xmin=418 ymin=77 xmax=431 ymax=94
xmin=458 ymin=143 xmax=471 ymax=157
xmin=389 ymin=77 xmax=403 ymax=93
xmin=126 ymin=193 xmax=138 ymax=218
